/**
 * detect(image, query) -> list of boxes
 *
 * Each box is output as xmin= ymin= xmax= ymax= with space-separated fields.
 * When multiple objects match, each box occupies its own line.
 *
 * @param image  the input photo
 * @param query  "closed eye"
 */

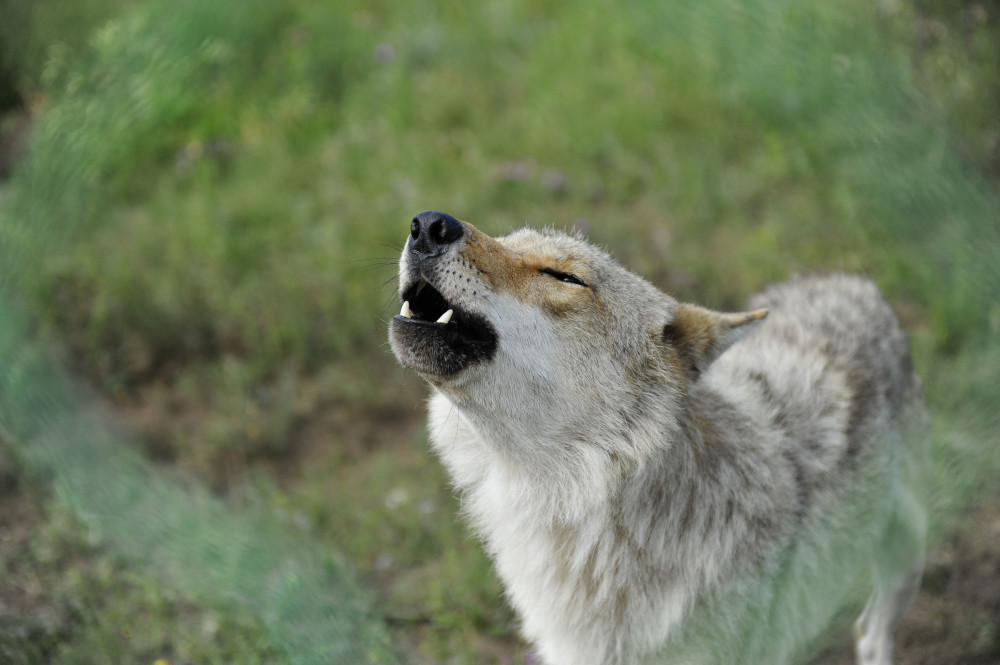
xmin=539 ymin=268 xmax=588 ymax=287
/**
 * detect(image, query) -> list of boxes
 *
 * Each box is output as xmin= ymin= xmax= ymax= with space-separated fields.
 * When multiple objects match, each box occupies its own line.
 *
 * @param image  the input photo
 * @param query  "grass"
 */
xmin=0 ymin=302 xmax=396 ymax=664
xmin=0 ymin=446 xmax=277 ymax=665
xmin=0 ymin=0 xmax=998 ymax=662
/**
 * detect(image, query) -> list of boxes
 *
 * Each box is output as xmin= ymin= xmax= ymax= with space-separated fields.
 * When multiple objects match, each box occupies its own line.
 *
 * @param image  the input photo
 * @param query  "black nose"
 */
xmin=409 ymin=210 xmax=464 ymax=257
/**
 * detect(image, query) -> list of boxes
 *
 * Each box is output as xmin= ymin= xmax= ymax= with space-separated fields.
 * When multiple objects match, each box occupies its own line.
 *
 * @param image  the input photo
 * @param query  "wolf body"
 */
xmin=389 ymin=211 xmax=926 ymax=665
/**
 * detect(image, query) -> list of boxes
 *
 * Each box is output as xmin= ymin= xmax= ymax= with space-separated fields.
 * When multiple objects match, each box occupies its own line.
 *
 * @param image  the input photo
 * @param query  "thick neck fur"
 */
xmin=431 ymin=336 xmax=687 ymax=521
xmin=427 ymin=369 xmax=795 ymax=665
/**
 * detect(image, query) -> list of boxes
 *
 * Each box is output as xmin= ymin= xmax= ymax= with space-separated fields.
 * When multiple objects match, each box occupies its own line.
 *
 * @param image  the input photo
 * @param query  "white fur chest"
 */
xmin=427 ymin=392 xmax=692 ymax=665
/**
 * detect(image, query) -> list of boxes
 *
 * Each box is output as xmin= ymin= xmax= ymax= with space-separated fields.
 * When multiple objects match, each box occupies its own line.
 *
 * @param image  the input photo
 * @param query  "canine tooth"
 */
xmin=436 ymin=309 xmax=454 ymax=324
xmin=401 ymin=301 xmax=412 ymax=318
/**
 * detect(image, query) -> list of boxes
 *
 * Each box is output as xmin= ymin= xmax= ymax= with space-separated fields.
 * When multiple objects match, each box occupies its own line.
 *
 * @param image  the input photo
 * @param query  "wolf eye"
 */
xmin=539 ymin=268 xmax=588 ymax=287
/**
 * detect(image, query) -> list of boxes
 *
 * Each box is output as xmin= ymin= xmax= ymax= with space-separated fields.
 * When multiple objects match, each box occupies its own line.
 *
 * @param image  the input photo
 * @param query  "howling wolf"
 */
xmin=389 ymin=211 xmax=926 ymax=665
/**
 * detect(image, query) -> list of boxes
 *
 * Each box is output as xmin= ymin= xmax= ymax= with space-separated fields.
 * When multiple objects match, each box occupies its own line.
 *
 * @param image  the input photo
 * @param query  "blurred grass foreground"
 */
xmin=1 ymin=0 xmax=999 ymax=663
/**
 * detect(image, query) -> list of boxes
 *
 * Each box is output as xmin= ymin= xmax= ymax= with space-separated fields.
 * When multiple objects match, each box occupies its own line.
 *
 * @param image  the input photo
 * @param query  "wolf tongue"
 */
xmin=437 ymin=309 xmax=454 ymax=324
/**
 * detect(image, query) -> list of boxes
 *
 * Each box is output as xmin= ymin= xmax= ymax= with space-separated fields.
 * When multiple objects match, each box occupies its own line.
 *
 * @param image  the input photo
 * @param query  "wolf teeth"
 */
xmin=437 ymin=309 xmax=454 ymax=324
xmin=401 ymin=301 xmax=412 ymax=318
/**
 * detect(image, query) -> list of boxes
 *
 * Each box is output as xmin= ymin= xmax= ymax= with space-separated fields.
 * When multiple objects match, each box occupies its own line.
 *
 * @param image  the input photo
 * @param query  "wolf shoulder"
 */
xmin=709 ymin=273 xmax=922 ymax=447
xmin=749 ymin=274 xmax=910 ymax=356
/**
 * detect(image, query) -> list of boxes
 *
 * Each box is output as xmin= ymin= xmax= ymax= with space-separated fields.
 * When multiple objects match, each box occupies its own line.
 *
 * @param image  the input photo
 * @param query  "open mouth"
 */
xmin=390 ymin=278 xmax=498 ymax=376
xmin=398 ymin=279 xmax=457 ymax=325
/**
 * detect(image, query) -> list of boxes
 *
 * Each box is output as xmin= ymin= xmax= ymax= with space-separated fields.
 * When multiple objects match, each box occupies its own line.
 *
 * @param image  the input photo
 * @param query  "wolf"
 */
xmin=389 ymin=211 xmax=926 ymax=665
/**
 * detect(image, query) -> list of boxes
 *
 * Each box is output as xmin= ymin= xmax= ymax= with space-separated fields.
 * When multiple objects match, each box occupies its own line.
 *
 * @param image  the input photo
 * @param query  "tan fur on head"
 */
xmin=461 ymin=224 xmax=597 ymax=318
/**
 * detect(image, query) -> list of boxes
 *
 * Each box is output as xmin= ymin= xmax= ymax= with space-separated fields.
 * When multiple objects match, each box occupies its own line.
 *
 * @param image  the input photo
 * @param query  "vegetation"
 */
xmin=0 ymin=0 xmax=997 ymax=662
xmin=0 ymin=448 xmax=278 ymax=665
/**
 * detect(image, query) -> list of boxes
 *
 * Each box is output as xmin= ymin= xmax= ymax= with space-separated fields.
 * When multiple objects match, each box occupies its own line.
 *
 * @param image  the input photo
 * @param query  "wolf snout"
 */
xmin=409 ymin=210 xmax=465 ymax=258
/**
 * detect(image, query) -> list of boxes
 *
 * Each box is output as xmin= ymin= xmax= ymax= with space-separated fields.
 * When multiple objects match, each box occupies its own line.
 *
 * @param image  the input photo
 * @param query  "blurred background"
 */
xmin=0 ymin=0 xmax=997 ymax=663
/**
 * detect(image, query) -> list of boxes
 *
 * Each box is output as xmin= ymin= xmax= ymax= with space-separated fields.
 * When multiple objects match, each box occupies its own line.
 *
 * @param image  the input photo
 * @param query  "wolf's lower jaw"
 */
xmin=389 ymin=313 xmax=497 ymax=380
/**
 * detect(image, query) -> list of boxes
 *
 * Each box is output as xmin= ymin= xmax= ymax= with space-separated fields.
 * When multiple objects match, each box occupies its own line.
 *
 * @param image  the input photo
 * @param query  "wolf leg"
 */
xmin=853 ymin=486 xmax=926 ymax=665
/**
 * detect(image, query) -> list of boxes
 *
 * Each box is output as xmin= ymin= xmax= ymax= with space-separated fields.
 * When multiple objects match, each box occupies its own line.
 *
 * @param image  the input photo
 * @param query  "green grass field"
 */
xmin=1 ymin=0 xmax=998 ymax=662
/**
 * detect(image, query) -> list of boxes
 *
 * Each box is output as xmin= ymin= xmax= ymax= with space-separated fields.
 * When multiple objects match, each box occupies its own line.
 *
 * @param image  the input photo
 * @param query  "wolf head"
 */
xmin=389 ymin=211 xmax=765 ymax=464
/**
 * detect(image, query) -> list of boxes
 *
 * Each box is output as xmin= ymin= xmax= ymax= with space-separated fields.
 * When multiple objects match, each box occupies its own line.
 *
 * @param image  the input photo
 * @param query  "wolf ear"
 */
xmin=663 ymin=304 xmax=768 ymax=374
